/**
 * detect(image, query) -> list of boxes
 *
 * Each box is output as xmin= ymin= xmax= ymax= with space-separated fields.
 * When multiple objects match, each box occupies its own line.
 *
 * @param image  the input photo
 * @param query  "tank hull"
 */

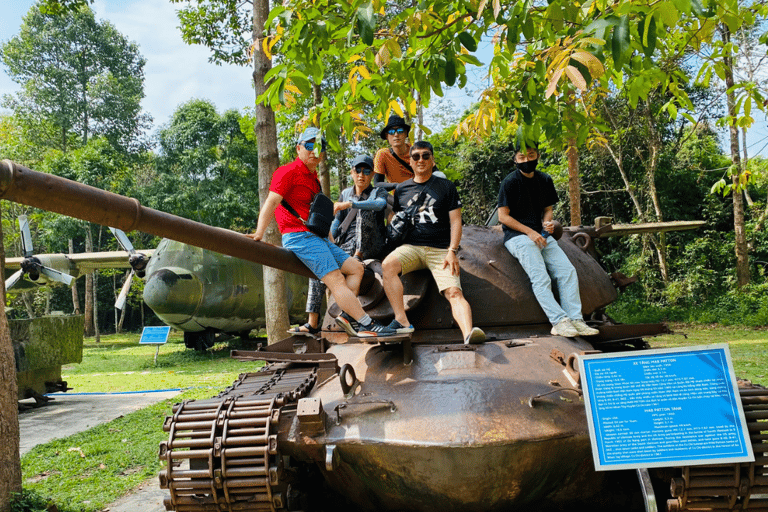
xmin=280 ymin=336 xmax=641 ymax=511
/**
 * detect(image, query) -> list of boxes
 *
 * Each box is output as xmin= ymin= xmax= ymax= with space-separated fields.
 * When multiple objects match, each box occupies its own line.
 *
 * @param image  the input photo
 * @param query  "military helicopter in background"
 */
xmin=5 ymin=217 xmax=308 ymax=351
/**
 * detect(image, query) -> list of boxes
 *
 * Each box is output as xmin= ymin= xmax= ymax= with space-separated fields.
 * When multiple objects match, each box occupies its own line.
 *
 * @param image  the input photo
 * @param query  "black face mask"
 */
xmin=517 ymin=159 xmax=538 ymax=174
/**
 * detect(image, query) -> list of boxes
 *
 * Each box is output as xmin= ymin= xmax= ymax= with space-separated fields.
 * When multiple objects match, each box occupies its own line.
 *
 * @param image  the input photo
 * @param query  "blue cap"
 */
xmin=298 ymin=127 xmax=322 ymax=144
xmin=351 ymin=154 xmax=374 ymax=169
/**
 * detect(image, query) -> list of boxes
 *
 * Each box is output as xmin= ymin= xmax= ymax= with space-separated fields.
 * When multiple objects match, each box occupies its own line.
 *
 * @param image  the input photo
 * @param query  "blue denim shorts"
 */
xmin=282 ymin=231 xmax=350 ymax=280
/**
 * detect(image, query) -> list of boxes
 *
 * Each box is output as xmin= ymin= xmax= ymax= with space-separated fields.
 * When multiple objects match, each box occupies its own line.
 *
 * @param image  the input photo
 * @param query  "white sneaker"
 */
xmin=571 ymin=319 xmax=600 ymax=336
xmin=551 ymin=319 xmax=578 ymax=337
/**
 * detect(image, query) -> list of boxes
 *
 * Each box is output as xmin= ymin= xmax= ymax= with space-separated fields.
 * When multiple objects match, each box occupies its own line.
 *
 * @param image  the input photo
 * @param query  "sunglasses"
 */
xmin=353 ymin=166 xmax=373 ymax=175
xmin=388 ymin=127 xmax=406 ymax=135
xmin=303 ymin=140 xmax=327 ymax=153
xmin=410 ymin=152 xmax=432 ymax=161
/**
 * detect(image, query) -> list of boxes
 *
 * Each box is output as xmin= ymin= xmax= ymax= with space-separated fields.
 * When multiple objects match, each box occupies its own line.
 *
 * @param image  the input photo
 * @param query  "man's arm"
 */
xmin=442 ymin=208 xmax=463 ymax=276
xmin=498 ymin=205 xmax=547 ymax=248
xmin=247 ymin=191 xmax=283 ymax=241
xmin=542 ymin=205 xmax=555 ymax=234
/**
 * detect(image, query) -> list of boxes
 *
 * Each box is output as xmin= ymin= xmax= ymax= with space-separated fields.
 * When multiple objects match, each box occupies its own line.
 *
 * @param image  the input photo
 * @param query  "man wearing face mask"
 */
xmin=497 ymin=142 xmax=600 ymax=337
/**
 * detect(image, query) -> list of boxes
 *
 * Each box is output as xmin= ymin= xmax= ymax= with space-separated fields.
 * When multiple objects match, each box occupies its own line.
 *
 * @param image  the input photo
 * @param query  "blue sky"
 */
xmin=0 ymin=0 xmax=256 ymax=129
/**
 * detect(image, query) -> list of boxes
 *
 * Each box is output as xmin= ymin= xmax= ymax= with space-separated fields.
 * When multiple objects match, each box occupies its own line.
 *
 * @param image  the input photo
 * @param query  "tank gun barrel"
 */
xmin=0 ymin=160 xmax=314 ymax=279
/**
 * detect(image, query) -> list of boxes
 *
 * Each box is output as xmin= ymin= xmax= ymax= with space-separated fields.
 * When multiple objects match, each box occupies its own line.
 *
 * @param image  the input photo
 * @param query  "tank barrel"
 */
xmin=0 ymin=159 xmax=314 ymax=279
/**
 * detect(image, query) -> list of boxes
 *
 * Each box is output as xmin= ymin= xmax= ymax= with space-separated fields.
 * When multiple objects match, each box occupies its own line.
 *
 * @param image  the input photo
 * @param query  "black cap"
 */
xmin=351 ymin=154 xmax=374 ymax=169
xmin=379 ymin=115 xmax=411 ymax=140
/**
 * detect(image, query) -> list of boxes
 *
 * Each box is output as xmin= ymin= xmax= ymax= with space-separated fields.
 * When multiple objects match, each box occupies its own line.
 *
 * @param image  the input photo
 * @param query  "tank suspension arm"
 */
xmin=0 ymin=160 xmax=314 ymax=279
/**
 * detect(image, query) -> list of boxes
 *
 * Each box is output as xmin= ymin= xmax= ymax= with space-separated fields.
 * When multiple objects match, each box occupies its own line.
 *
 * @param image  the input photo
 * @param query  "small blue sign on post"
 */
xmin=139 ymin=326 xmax=171 ymax=365
xmin=140 ymin=326 xmax=171 ymax=344
xmin=579 ymin=344 xmax=753 ymax=471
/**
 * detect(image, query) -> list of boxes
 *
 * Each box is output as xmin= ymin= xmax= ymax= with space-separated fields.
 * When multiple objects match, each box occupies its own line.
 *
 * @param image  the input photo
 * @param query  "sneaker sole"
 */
xmin=335 ymin=317 xmax=358 ymax=337
xmin=357 ymin=330 xmax=397 ymax=338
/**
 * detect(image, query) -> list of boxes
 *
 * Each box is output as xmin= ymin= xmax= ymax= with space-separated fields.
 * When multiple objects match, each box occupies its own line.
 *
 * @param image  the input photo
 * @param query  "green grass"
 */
xmin=19 ymin=332 xmax=265 ymax=512
xmin=649 ymin=323 xmax=768 ymax=387
xmin=63 ymin=332 xmax=264 ymax=392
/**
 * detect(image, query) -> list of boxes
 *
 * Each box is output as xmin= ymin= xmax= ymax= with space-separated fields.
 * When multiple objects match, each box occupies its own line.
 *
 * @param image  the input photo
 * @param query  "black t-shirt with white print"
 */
xmin=393 ymin=175 xmax=461 ymax=249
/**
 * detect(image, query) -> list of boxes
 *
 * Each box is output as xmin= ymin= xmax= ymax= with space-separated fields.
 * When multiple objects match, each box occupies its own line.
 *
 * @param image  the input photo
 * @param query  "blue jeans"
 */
xmin=282 ymin=232 xmax=350 ymax=280
xmin=504 ymin=235 xmax=583 ymax=325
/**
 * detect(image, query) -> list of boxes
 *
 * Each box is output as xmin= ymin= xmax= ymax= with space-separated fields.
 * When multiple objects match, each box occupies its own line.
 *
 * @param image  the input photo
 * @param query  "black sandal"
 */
xmin=287 ymin=323 xmax=321 ymax=337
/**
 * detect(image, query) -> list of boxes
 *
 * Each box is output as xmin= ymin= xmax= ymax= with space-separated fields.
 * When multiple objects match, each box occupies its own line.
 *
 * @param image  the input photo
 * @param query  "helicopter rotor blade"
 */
xmin=39 ymin=265 xmax=75 ymax=287
xmin=109 ymin=227 xmax=136 ymax=254
xmin=5 ymin=269 xmax=25 ymax=290
xmin=18 ymin=215 xmax=33 ymax=257
xmin=115 ymin=270 xmax=135 ymax=311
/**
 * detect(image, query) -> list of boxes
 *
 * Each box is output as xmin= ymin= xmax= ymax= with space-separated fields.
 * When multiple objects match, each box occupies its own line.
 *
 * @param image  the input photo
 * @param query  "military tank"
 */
xmin=1 ymin=159 xmax=767 ymax=512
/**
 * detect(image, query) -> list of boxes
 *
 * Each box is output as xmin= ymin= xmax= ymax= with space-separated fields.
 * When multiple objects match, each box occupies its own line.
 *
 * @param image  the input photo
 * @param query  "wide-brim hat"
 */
xmin=379 ymin=115 xmax=410 ymax=140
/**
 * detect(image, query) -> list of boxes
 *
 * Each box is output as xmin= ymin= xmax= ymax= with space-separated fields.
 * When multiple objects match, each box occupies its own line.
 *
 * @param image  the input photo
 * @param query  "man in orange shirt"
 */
xmin=373 ymin=115 xmax=413 ymax=185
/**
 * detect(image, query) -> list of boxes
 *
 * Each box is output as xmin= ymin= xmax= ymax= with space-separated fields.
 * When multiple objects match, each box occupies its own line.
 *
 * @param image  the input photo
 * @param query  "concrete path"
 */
xmin=19 ymin=390 xmax=181 ymax=512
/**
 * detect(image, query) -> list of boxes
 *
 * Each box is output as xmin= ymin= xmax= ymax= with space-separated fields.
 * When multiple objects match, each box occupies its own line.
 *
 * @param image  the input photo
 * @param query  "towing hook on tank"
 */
xmin=339 ymin=364 xmax=360 ymax=398
xmin=528 ymin=388 xmax=582 ymax=408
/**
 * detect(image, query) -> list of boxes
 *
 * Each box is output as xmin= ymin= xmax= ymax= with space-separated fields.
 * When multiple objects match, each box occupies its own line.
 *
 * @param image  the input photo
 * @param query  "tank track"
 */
xmin=668 ymin=387 xmax=768 ymax=511
xmin=159 ymin=365 xmax=317 ymax=512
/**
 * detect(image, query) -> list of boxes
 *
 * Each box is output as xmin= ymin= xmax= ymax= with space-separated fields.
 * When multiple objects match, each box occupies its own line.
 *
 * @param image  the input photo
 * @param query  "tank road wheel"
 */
xmin=183 ymin=331 xmax=216 ymax=351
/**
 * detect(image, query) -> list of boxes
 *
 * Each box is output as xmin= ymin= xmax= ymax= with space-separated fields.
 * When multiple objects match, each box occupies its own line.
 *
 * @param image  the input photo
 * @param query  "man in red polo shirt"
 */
xmin=248 ymin=127 xmax=396 ymax=338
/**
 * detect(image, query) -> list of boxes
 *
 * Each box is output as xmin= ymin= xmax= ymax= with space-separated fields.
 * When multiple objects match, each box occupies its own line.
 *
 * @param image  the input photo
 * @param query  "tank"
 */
xmin=1 ymin=159 xmax=766 ymax=512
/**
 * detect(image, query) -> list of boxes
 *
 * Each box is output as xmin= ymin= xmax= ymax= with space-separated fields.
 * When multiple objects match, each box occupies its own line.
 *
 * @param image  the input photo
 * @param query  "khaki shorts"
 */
xmin=389 ymin=244 xmax=462 ymax=292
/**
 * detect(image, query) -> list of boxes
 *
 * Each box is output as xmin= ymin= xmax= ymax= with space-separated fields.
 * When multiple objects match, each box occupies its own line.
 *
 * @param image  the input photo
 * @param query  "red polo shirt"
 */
xmin=270 ymin=157 xmax=321 ymax=234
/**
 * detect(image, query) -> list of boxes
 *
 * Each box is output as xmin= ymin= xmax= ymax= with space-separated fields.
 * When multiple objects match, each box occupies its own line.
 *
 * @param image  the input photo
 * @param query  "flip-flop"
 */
xmin=287 ymin=323 xmax=321 ymax=337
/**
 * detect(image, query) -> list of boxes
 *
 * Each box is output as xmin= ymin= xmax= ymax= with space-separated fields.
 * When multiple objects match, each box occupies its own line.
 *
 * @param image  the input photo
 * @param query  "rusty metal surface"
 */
xmin=279 ymin=336 xmax=619 ymax=510
xmin=159 ymin=366 xmax=318 ymax=512
xmin=0 ymin=160 xmax=314 ymax=279
xmin=667 ymin=386 xmax=768 ymax=512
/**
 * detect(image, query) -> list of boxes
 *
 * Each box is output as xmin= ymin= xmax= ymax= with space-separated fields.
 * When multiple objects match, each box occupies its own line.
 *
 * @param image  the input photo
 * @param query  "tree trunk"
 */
xmin=69 ymin=239 xmax=81 ymax=314
xmin=741 ymin=126 xmax=753 ymax=207
xmin=22 ymin=292 xmax=35 ymax=319
xmin=93 ymin=269 xmax=100 ymax=342
xmin=721 ymin=24 xmax=750 ymax=287
xmin=642 ymin=99 xmax=669 ymax=282
xmin=566 ymin=139 xmax=581 ymax=226
xmin=253 ymin=0 xmax=290 ymax=343
xmin=84 ymin=226 xmax=95 ymax=336
xmin=0 ymin=203 xmax=22 ymax=512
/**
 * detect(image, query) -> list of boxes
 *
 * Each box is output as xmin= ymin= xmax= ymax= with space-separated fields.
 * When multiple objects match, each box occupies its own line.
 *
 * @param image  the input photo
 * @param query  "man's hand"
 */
xmin=334 ymin=201 xmax=352 ymax=215
xmin=543 ymin=221 xmax=555 ymax=234
xmin=527 ymin=230 xmax=547 ymax=249
xmin=245 ymin=232 xmax=262 ymax=242
xmin=442 ymin=250 xmax=461 ymax=276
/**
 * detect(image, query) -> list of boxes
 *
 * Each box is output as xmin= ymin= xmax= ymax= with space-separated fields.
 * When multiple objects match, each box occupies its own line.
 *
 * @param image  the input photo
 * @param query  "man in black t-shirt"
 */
xmin=381 ymin=141 xmax=486 ymax=345
xmin=497 ymin=142 xmax=599 ymax=337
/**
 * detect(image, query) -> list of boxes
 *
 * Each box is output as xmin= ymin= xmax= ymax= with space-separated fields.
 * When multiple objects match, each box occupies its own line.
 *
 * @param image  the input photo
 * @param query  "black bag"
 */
xmin=385 ymin=186 xmax=430 ymax=248
xmin=282 ymin=192 xmax=334 ymax=238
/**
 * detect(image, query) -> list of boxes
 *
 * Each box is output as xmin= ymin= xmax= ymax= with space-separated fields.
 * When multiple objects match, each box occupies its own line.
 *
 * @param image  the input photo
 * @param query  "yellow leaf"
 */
xmin=408 ymin=99 xmax=418 ymax=116
xmin=376 ymin=44 xmax=391 ymax=68
xmin=546 ymin=68 xmax=564 ymax=98
xmin=347 ymin=54 xmax=363 ymax=63
xmin=390 ymin=100 xmax=404 ymax=117
xmin=565 ymin=65 xmax=587 ymax=91
xmin=493 ymin=0 xmax=501 ymax=19
xmin=570 ymin=50 xmax=604 ymax=78
xmin=477 ymin=0 xmax=488 ymax=18
xmin=358 ymin=66 xmax=370 ymax=80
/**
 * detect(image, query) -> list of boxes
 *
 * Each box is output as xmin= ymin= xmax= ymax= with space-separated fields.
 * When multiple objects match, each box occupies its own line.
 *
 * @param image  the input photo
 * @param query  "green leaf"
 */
xmin=612 ymin=16 xmax=630 ymax=68
xmin=643 ymin=15 xmax=657 ymax=58
xmin=445 ymin=58 xmax=457 ymax=87
xmin=690 ymin=0 xmax=705 ymax=17
xmin=458 ymin=32 xmax=478 ymax=52
xmin=522 ymin=18 xmax=534 ymax=40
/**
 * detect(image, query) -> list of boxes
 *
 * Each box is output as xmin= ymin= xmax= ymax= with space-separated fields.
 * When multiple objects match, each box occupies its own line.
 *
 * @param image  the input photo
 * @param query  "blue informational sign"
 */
xmin=139 ymin=326 xmax=171 ymax=345
xmin=580 ymin=344 xmax=753 ymax=471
